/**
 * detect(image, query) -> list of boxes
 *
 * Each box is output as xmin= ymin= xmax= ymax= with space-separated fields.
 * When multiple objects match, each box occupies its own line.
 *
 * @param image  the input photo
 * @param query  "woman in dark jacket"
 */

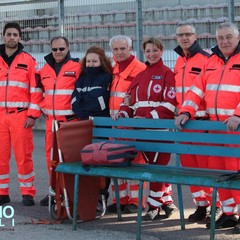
xmin=72 ymin=46 xmax=113 ymax=120
xmin=71 ymin=46 xmax=113 ymax=211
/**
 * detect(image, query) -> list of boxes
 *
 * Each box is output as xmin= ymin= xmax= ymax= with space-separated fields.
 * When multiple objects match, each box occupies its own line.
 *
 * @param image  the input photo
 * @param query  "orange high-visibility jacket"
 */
xmin=40 ymin=52 xmax=81 ymax=118
xmin=0 ymin=44 xmax=42 ymax=118
xmin=109 ymin=56 xmax=146 ymax=115
xmin=180 ymin=44 xmax=240 ymax=121
xmin=174 ymin=41 xmax=210 ymax=118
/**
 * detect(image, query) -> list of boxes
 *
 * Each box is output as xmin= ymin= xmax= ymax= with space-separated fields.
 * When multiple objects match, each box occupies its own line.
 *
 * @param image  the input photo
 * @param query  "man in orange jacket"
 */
xmin=0 ymin=22 xmax=42 ymax=206
xmin=175 ymin=22 xmax=240 ymax=233
xmin=174 ymin=22 xmax=221 ymax=222
xmin=107 ymin=35 xmax=147 ymax=214
xmin=39 ymin=36 xmax=81 ymax=206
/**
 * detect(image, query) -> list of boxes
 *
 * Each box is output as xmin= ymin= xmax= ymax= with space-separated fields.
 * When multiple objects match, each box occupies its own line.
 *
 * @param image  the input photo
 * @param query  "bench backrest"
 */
xmin=91 ymin=117 xmax=240 ymax=160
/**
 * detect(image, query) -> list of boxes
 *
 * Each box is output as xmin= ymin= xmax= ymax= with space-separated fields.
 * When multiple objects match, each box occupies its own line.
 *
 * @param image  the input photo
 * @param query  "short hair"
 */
xmin=3 ymin=22 xmax=22 ymax=37
xmin=50 ymin=36 xmax=70 ymax=47
xmin=216 ymin=22 xmax=239 ymax=36
xmin=176 ymin=22 xmax=196 ymax=34
xmin=142 ymin=37 xmax=164 ymax=51
xmin=109 ymin=35 xmax=132 ymax=49
xmin=81 ymin=45 xmax=113 ymax=74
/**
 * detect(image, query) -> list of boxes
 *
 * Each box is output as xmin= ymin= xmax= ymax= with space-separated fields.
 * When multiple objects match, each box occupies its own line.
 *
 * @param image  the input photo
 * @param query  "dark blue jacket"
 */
xmin=71 ymin=66 xmax=112 ymax=120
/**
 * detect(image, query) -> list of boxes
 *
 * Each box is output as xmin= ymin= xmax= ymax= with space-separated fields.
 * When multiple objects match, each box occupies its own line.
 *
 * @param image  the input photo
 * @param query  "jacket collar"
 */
xmin=211 ymin=42 xmax=240 ymax=62
xmin=44 ymin=51 xmax=71 ymax=68
xmin=174 ymin=41 xmax=203 ymax=58
xmin=0 ymin=42 xmax=24 ymax=55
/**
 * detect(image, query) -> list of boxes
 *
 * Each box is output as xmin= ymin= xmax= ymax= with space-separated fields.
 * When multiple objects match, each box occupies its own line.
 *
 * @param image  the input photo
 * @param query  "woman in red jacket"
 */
xmin=118 ymin=37 xmax=177 ymax=220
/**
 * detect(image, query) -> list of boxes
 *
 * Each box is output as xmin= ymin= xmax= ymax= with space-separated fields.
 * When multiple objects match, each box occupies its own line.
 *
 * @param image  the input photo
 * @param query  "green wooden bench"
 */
xmin=55 ymin=117 xmax=240 ymax=240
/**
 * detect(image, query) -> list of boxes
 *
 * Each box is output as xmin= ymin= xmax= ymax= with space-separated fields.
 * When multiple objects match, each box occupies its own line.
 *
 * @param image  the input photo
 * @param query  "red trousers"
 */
xmin=143 ymin=151 xmax=173 ymax=209
xmin=206 ymin=130 xmax=240 ymax=215
xmin=45 ymin=116 xmax=78 ymax=175
xmin=111 ymin=152 xmax=147 ymax=207
xmin=0 ymin=110 xmax=36 ymax=196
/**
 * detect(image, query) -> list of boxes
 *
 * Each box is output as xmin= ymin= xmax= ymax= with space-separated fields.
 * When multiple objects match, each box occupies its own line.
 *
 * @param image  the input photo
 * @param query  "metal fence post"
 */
xmin=136 ymin=0 xmax=144 ymax=62
xmin=228 ymin=0 xmax=235 ymax=23
xmin=58 ymin=0 xmax=65 ymax=36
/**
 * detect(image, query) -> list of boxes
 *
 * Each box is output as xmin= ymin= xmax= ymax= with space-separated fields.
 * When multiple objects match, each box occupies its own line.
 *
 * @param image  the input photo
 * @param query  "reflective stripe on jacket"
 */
xmin=40 ymin=53 xmax=81 ymax=118
xmin=174 ymin=41 xmax=210 ymax=118
xmin=120 ymin=59 xmax=176 ymax=119
xmin=180 ymin=43 xmax=240 ymax=121
xmin=0 ymin=46 xmax=42 ymax=118
xmin=109 ymin=56 xmax=146 ymax=114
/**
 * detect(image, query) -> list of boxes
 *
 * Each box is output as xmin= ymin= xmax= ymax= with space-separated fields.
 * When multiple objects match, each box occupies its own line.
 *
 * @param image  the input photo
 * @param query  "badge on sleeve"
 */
xmin=167 ymin=87 xmax=176 ymax=99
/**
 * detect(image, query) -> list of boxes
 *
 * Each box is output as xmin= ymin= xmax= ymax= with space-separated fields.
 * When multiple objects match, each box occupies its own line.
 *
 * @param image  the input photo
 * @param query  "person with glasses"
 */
xmin=174 ymin=22 xmax=220 ymax=223
xmin=39 ymin=36 xmax=81 ymax=206
xmin=175 ymin=22 xmax=240 ymax=233
xmin=0 ymin=22 xmax=42 ymax=206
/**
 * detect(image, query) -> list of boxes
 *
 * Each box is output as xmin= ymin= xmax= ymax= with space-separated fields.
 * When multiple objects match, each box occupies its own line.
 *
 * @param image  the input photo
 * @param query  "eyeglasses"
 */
xmin=51 ymin=47 xmax=66 ymax=52
xmin=176 ymin=33 xmax=195 ymax=37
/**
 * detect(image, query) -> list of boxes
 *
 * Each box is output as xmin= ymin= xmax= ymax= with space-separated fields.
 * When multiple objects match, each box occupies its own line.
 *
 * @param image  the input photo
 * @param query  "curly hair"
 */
xmin=81 ymin=46 xmax=113 ymax=74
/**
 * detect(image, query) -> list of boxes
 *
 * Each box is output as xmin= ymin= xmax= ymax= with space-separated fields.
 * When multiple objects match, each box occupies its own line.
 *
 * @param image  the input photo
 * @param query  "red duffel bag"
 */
xmin=80 ymin=142 xmax=137 ymax=166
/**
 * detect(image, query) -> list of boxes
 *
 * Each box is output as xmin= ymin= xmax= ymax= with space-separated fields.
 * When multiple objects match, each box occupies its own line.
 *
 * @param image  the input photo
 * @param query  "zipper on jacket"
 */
xmin=5 ymin=68 xmax=9 ymax=113
xmin=52 ymin=78 xmax=56 ymax=119
xmin=214 ymin=63 xmax=226 ymax=121
xmin=181 ymin=61 xmax=187 ymax=105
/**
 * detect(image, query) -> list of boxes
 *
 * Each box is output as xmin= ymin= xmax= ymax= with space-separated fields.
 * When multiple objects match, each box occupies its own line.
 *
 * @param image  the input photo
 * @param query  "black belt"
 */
xmin=9 ymin=108 xmax=27 ymax=114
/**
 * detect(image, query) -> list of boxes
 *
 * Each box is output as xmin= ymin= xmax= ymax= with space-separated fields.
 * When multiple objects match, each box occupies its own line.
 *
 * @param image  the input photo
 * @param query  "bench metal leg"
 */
xmin=73 ymin=174 xmax=80 ymax=230
xmin=113 ymin=178 xmax=122 ymax=221
xmin=210 ymin=188 xmax=217 ymax=240
xmin=136 ymin=180 xmax=144 ymax=240
xmin=177 ymin=184 xmax=185 ymax=230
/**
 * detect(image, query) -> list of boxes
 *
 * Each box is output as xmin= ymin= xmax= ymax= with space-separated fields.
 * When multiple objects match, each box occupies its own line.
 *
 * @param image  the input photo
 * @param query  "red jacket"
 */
xmin=120 ymin=59 xmax=176 ymax=119
xmin=40 ymin=52 xmax=81 ymax=118
xmin=0 ymin=43 xmax=42 ymax=118
xmin=174 ymin=41 xmax=210 ymax=118
xmin=180 ymin=43 xmax=240 ymax=121
xmin=109 ymin=55 xmax=146 ymax=116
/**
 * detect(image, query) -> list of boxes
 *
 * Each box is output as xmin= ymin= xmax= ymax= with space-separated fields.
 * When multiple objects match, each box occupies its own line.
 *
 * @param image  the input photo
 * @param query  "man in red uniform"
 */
xmin=174 ymin=22 xmax=221 ymax=222
xmin=39 ymin=36 xmax=81 ymax=206
xmin=108 ymin=35 xmax=146 ymax=214
xmin=0 ymin=22 xmax=42 ymax=206
xmin=175 ymin=22 xmax=240 ymax=233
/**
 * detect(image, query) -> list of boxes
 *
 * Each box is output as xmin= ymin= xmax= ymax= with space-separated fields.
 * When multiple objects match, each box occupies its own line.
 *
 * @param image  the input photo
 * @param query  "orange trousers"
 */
xmin=0 ymin=110 xmax=36 ymax=196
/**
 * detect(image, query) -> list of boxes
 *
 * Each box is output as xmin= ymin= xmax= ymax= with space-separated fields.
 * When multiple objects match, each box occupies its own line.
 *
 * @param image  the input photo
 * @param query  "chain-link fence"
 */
xmin=0 ymin=0 xmax=239 ymax=68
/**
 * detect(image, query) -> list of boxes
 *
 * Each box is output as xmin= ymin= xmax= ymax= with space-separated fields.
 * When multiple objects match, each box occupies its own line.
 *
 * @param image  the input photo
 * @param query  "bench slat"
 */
xmin=56 ymin=162 xmax=240 ymax=190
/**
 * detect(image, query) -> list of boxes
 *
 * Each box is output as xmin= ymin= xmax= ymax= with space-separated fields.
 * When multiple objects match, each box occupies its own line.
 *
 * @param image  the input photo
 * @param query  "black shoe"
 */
xmin=107 ymin=203 xmax=126 ymax=213
xmin=188 ymin=206 xmax=208 ymax=222
xmin=232 ymin=221 xmax=240 ymax=234
xmin=0 ymin=195 xmax=10 ymax=205
xmin=40 ymin=195 xmax=54 ymax=206
xmin=22 ymin=195 xmax=35 ymax=206
xmin=205 ymin=207 xmax=222 ymax=223
xmin=143 ymin=208 xmax=160 ymax=221
xmin=124 ymin=204 xmax=139 ymax=214
xmin=162 ymin=203 xmax=177 ymax=218
xmin=206 ymin=213 xmax=239 ymax=229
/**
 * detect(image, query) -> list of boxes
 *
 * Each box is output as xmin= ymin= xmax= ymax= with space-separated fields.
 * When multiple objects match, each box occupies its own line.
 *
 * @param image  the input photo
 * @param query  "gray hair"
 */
xmin=176 ymin=21 xmax=196 ymax=34
xmin=109 ymin=35 xmax=132 ymax=49
xmin=216 ymin=22 xmax=239 ymax=36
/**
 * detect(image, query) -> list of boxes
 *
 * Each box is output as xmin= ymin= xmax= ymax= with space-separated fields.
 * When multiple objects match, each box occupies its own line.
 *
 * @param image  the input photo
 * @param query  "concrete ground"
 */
xmin=1 ymin=130 xmax=239 ymax=240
